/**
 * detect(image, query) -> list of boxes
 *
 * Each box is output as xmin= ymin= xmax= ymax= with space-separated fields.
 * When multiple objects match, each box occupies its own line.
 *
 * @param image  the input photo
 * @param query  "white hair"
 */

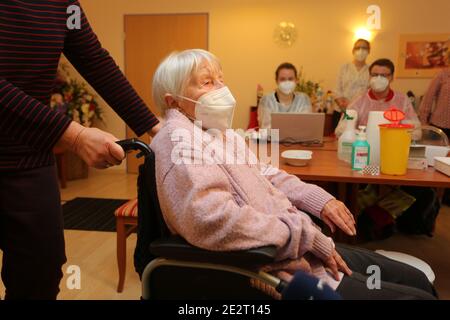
xmin=152 ymin=49 xmax=221 ymax=114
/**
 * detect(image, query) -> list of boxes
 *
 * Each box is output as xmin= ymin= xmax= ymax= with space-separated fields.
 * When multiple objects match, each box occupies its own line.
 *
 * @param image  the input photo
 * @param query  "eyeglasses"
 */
xmin=370 ymin=73 xmax=391 ymax=78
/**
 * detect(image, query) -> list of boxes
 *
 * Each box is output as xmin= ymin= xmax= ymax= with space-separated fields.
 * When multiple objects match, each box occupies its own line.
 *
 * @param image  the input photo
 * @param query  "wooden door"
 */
xmin=124 ymin=14 xmax=208 ymax=173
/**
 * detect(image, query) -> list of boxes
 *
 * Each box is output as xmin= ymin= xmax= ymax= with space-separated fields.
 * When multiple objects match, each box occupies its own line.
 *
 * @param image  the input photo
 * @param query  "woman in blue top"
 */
xmin=258 ymin=63 xmax=312 ymax=129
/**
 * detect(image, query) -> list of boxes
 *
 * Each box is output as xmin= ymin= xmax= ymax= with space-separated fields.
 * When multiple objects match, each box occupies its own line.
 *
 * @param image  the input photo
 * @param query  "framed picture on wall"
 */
xmin=397 ymin=34 xmax=450 ymax=78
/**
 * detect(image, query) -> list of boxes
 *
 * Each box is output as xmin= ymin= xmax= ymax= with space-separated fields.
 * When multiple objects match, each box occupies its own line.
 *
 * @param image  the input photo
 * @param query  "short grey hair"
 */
xmin=152 ymin=49 xmax=221 ymax=114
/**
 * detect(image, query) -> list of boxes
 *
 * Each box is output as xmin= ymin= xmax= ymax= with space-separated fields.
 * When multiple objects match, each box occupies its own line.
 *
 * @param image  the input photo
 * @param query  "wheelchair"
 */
xmin=117 ymin=139 xmax=287 ymax=300
xmin=116 ymin=138 xmax=437 ymax=300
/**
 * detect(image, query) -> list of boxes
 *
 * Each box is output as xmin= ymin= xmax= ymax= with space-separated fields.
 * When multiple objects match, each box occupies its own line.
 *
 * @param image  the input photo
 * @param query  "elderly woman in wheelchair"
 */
xmin=147 ymin=49 xmax=437 ymax=300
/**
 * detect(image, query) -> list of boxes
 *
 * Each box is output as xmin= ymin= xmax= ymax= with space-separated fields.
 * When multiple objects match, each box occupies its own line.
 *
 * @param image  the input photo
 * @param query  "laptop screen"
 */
xmin=270 ymin=112 xmax=325 ymax=144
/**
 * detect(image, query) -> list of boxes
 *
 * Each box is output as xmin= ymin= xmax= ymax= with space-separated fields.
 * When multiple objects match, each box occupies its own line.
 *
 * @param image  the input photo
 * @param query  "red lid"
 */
xmin=379 ymin=107 xmax=414 ymax=129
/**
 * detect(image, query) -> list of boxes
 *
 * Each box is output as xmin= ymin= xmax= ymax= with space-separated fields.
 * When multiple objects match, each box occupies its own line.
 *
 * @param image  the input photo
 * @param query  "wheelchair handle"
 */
xmin=116 ymin=138 xmax=151 ymax=158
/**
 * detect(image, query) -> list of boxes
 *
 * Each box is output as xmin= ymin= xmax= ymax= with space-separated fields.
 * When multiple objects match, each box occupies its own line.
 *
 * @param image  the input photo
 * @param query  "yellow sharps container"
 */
xmin=379 ymin=107 xmax=414 ymax=175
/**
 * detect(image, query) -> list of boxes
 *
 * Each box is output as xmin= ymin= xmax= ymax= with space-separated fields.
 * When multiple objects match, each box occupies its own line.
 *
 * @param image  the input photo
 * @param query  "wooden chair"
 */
xmin=114 ymin=198 xmax=138 ymax=292
xmin=247 ymin=106 xmax=259 ymax=130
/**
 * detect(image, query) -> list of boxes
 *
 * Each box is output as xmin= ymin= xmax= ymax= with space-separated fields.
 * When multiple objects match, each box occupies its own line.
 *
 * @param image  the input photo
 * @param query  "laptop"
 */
xmin=270 ymin=112 xmax=325 ymax=144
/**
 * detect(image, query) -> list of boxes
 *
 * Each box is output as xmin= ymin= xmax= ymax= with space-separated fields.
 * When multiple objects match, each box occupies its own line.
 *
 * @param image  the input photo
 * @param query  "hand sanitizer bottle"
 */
xmin=351 ymin=126 xmax=370 ymax=171
xmin=338 ymin=110 xmax=357 ymax=163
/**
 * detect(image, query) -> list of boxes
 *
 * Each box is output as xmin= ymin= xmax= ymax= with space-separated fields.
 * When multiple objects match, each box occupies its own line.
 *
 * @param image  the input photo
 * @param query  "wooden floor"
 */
xmin=0 ymin=169 xmax=142 ymax=300
xmin=0 ymin=169 xmax=449 ymax=299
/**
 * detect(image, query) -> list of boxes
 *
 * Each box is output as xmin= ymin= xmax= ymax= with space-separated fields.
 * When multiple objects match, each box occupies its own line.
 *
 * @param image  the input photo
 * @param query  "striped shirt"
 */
xmin=0 ymin=0 xmax=159 ymax=171
xmin=419 ymin=68 xmax=450 ymax=129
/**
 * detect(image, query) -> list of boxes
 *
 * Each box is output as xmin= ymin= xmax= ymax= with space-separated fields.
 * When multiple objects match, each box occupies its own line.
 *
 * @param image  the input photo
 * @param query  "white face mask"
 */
xmin=370 ymin=76 xmax=390 ymax=93
xmin=353 ymin=49 xmax=369 ymax=62
xmin=278 ymin=81 xmax=296 ymax=95
xmin=178 ymin=86 xmax=236 ymax=131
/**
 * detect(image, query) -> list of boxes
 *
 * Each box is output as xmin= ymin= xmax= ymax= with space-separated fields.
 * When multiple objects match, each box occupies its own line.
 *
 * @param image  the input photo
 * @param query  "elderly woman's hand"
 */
xmin=323 ymin=249 xmax=352 ymax=281
xmin=320 ymin=199 xmax=356 ymax=236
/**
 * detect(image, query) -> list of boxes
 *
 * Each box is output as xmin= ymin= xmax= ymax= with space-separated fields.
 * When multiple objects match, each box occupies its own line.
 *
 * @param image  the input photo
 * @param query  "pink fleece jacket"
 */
xmin=151 ymin=109 xmax=339 ymax=289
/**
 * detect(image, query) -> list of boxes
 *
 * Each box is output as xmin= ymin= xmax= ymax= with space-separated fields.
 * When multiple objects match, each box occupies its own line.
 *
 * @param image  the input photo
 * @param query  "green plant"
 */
xmin=294 ymin=67 xmax=323 ymax=101
xmin=296 ymin=79 xmax=321 ymax=98
xmin=293 ymin=67 xmax=339 ymax=113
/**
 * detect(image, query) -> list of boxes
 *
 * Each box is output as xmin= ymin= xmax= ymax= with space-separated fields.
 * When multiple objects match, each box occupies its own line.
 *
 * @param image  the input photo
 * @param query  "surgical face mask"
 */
xmin=178 ymin=86 xmax=236 ymax=131
xmin=353 ymin=49 xmax=369 ymax=62
xmin=370 ymin=76 xmax=390 ymax=93
xmin=278 ymin=81 xmax=296 ymax=95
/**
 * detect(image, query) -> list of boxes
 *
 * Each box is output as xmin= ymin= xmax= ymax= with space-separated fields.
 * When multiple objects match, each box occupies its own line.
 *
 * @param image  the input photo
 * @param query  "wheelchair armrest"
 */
xmin=149 ymin=236 xmax=277 ymax=268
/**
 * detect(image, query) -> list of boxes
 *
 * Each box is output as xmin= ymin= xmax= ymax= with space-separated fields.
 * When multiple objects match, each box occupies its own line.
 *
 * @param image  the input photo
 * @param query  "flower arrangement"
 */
xmin=294 ymin=67 xmax=335 ymax=113
xmin=51 ymin=64 xmax=103 ymax=128
xmin=296 ymin=79 xmax=322 ymax=100
xmin=294 ymin=67 xmax=322 ymax=98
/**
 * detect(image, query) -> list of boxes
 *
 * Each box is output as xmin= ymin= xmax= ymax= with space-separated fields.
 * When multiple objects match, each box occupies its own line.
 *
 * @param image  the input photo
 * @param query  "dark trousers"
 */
xmin=0 ymin=165 xmax=66 ymax=300
xmin=336 ymin=243 xmax=437 ymax=299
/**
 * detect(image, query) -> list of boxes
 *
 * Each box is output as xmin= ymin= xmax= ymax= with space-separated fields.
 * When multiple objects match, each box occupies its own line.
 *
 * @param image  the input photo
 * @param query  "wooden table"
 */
xmin=279 ymin=143 xmax=450 ymax=188
xmin=274 ymin=141 xmax=450 ymax=242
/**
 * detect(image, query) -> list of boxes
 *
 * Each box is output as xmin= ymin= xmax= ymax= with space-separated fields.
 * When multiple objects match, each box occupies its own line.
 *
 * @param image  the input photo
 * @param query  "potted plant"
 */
xmin=295 ymin=68 xmax=335 ymax=136
xmin=51 ymin=64 xmax=104 ymax=180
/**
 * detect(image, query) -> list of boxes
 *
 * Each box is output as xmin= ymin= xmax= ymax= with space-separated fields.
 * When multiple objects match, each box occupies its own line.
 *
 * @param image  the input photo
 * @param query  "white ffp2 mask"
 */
xmin=178 ymin=86 xmax=236 ymax=131
xmin=354 ymin=49 xmax=369 ymax=62
xmin=370 ymin=76 xmax=389 ymax=93
xmin=278 ymin=81 xmax=296 ymax=95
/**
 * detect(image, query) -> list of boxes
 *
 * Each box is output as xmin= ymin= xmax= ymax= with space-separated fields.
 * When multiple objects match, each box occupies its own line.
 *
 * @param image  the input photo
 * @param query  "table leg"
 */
xmin=349 ymin=183 xmax=360 ymax=219
xmin=437 ymin=188 xmax=444 ymax=203
xmin=337 ymin=182 xmax=347 ymax=202
xmin=348 ymin=183 xmax=361 ymax=244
